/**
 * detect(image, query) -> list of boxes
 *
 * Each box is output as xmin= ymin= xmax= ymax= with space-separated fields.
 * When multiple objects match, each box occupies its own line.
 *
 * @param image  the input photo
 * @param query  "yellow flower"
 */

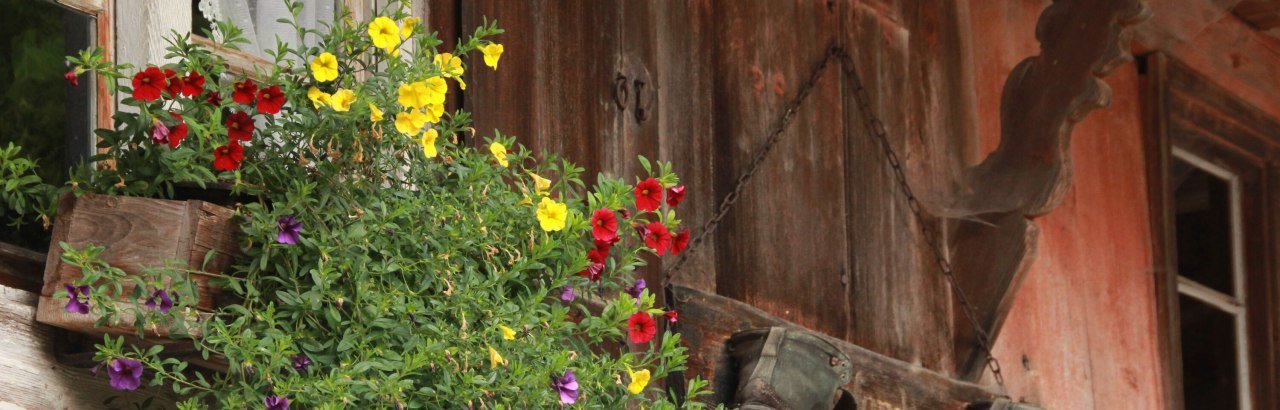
xmin=535 ymin=197 xmax=568 ymax=232
xmin=434 ymin=53 xmax=465 ymax=78
xmin=369 ymin=103 xmax=384 ymax=122
xmin=400 ymin=17 xmax=420 ymax=38
xmin=419 ymin=128 xmax=439 ymax=158
xmin=307 ymin=86 xmax=332 ymax=108
xmin=499 ymin=324 xmax=516 ymax=340
xmin=424 ymin=76 xmax=448 ymax=105
xmin=519 ymin=196 xmax=532 ymax=206
xmin=398 ymin=82 xmax=423 ymax=108
xmin=481 ymin=43 xmax=504 ymax=70
xmin=424 ymin=101 xmax=445 ymax=123
xmin=489 ymin=142 xmax=509 ymax=168
xmin=330 ymin=89 xmax=356 ymax=112
xmin=627 ymin=368 xmax=651 ymax=394
xmin=368 ymin=17 xmax=400 ymax=50
xmin=529 ymin=172 xmax=551 ymax=196
xmin=395 ymin=110 xmax=426 ymax=135
xmin=311 ymin=52 xmax=339 ymax=82
xmin=488 ymin=346 xmax=506 ymax=368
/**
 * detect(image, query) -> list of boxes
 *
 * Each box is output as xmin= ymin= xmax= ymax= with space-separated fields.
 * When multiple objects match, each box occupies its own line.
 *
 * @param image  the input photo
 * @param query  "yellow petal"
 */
xmin=310 ymin=52 xmax=338 ymax=82
xmin=535 ymin=197 xmax=567 ymax=232
xmin=424 ymin=102 xmax=445 ymax=123
xmin=420 ymin=128 xmax=439 ymax=158
xmin=499 ymin=324 xmax=516 ymax=340
xmin=369 ymin=103 xmax=384 ymax=122
xmin=489 ymin=142 xmax=508 ymax=168
xmin=482 ymin=43 xmax=504 ymax=70
xmin=368 ymin=17 xmax=400 ymax=49
xmin=529 ymin=172 xmax=551 ymax=196
xmin=307 ymin=86 xmax=331 ymax=109
xmin=488 ymin=346 xmax=505 ymax=368
xmin=424 ymin=76 xmax=448 ymax=105
xmin=400 ymin=17 xmax=419 ymax=38
xmin=627 ymin=369 xmax=651 ymax=394
xmin=331 ymin=89 xmax=356 ymax=112
xmin=394 ymin=111 xmax=420 ymax=135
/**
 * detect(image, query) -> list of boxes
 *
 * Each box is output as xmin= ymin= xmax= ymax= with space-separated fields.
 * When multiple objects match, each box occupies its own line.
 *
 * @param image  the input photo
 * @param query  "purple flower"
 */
xmin=276 ymin=215 xmax=302 ymax=245
xmin=626 ymin=278 xmax=647 ymax=300
xmin=151 ymin=119 xmax=170 ymax=145
xmin=144 ymin=289 xmax=173 ymax=313
xmin=560 ymin=286 xmax=576 ymax=302
xmin=64 ymin=284 xmax=90 ymax=314
xmin=264 ymin=394 xmax=290 ymax=410
xmin=107 ymin=358 xmax=144 ymax=391
xmin=550 ymin=369 xmax=579 ymax=404
xmin=292 ymin=354 xmax=311 ymax=373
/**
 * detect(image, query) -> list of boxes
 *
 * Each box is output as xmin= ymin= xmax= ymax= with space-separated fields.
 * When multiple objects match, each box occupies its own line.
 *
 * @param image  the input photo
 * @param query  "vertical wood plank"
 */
xmin=710 ymin=0 xmax=850 ymax=339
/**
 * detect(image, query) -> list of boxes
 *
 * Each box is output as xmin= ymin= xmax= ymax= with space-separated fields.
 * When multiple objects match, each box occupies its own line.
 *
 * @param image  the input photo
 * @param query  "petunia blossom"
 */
xmin=481 ymin=43 xmax=504 ymax=70
xmin=626 ymin=278 xmax=647 ymax=301
xmin=276 ymin=215 xmax=302 ymax=245
xmin=64 ymin=284 xmax=90 ymax=314
xmin=561 ymin=286 xmax=576 ymax=302
xmin=499 ymin=324 xmax=516 ymax=340
xmin=671 ymin=229 xmax=690 ymax=255
xmin=213 ymin=142 xmax=244 ymax=171
xmin=663 ymin=310 xmax=679 ymax=323
xmin=168 ymin=113 xmax=188 ymax=148
xmin=577 ymin=262 xmax=604 ymax=282
xmin=225 ymin=111 xmax=255 ymax=142
xmin=264 ymin=394 xmax=290 ymax=410
xmin=131 ymin=67 xmax=167 ymax=101
xmin=64 ymin=69 xmax=79 ymax=87
xmin=150 ymin=118 xmax=171 ymax=145
xmin=162 ymin=69 xmax=182 ymax=98
xmin=233 ymin=79 xmax=258 ymax=104
xmin=107 ymin=357 xmax=144 ymax=391
xmin=292 ymin=354 xmax=311 ymax=373
xmin=627 ymin=312 xmax=657 ymax=344
xmin=180 ymin=71 xmax=205 ymax=97
xmin=535 ymin=197 xmax=568 ymax=232
xmin=643 ymin=222 xmax=672 ymax=255
xmin=633 ymin=178 xmax=663 ymax=212
xmin=311 ymin=52 xmax=339 ymax=82
xmin=666 ymin=185 xmax=686 ymax=207
xmin=144 ymin=289 xmax=173 ymax=313
xmin=257 ymin=85 xmax=285 ymax=115
xmin=627 ymin=368 xmax=651 ymax=394
xmin=590 ymin=208 xmax=618 ymax=243
xmin=549 ymin=369 xmax=579 ymax=404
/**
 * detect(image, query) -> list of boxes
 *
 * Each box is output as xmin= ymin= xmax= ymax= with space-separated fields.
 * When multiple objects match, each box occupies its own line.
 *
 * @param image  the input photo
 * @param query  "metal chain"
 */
xmin=661 ymin=44 xmax=1007 ymax=390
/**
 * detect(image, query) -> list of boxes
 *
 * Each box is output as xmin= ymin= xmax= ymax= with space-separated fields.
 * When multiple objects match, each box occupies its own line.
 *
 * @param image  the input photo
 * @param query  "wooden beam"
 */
xmin=1236 ymin=0 xmax=1280 ymax=30
xmin=670 ymin=285 xmax=1004 ymax=408
xmin=0 ymin=242 xmax=45 ymax=293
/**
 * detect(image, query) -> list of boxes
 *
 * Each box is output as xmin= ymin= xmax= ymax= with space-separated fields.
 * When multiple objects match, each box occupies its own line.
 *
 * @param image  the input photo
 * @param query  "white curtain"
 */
xmin=198 ymin=0 xmax=336 ymax=58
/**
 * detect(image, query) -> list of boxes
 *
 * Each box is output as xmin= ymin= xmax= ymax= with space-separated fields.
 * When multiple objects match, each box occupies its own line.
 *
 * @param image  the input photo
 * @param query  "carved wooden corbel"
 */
xmin=949 ymin=0 xmax=1151 ymax=379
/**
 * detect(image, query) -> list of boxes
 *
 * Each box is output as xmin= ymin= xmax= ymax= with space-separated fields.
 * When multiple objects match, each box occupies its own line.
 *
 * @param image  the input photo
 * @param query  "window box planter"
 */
xmin=34 ymin=192 xmax=241 ymax=342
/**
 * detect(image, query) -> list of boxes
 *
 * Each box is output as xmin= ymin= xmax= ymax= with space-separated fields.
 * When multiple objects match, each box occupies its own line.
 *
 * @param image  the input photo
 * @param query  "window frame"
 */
xmin=1144 ymin=52 xmax=1280 ymax=410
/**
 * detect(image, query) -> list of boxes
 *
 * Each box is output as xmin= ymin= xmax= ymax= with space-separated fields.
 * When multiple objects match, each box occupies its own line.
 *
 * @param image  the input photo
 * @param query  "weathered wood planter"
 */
xmin=34 ymin=193 xmax=242 ymax=341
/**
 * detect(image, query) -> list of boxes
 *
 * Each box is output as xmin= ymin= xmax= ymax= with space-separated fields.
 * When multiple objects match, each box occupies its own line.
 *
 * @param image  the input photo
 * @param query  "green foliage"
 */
xmin=36 ymin=0 xmax=714 ymax=408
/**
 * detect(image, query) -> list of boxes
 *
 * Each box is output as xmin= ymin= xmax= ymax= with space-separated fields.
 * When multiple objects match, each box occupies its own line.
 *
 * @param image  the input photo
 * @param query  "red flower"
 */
xmin=587 ymin=247 xmax=608 ymax=264
xmin=576 ymin=262 xmax=604 ymax=282
xmin=168 ymin=113 xmax=188 ymax=148
xmin=643 ymin=222 xmax=672 ymax=255
xmin=180 ymin=71 xmax=205 ymax=97
xmin=225 ymin=111 xmax=254 ymax=142
xmin=663 ymin=310 xmax=678 ymax=323
xmin=590 ymin=208 xmax=618 ymax=242
xmin=617 ymin=208 xmax=630 ymax=220
xmin=206 ymin=91 xmax=222 ymax=105
xmin=131 ymin=67 xmax=167 ymax=101
xmin=666 ymin=185 xmax=686 ymax=207
xmin=213 ymin=142 xmax=244 ymax=171
xmin=256 ymin=85 xmax=285 ymax=115
xmin=64 ymin=70 xmax=79 ymax=87
xmin=233 ymin=79 xmax=258 ymax=104
xmin=671 ymin=229 xmax=690 ymax=255
xmin=163 ymin=69 xmax=182 ymax=97
xmin=627 ymin=312 xmax=657 ymax=344
xmin=634 ymin=178 xmax=663 ymax=212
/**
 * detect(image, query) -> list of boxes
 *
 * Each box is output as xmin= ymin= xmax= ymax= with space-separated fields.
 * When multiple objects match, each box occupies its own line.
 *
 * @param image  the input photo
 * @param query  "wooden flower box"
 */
xmin=34 ymin=193 xmax=242 ymax=341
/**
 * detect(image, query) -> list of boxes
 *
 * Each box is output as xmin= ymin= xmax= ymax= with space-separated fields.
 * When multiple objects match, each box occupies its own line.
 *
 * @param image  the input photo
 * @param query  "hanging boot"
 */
xmin=728 ymin=327 xmax=856 ymax=410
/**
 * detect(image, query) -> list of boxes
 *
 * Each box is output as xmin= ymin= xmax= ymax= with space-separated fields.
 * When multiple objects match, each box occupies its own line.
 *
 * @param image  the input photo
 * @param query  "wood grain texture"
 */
xmin=1235 ymin=0 xmax=1280 ymax=30
xmin=0 ymin=242 xmax=45 ymax=293
xmin=671 ymin=285 xmax=1001 ymax=408
xmin=948 ymin=0 xmax=1151 ymax=379
xmin=0 ymin=284 xmax=176 ymax=409
xmin=37 ymin=193 xmax=240 ymax=339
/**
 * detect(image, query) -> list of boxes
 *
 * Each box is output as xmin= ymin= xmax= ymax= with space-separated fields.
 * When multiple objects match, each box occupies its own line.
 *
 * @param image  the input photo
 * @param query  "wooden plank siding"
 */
xmin=458 ymin=0 xmax=969 ymax=379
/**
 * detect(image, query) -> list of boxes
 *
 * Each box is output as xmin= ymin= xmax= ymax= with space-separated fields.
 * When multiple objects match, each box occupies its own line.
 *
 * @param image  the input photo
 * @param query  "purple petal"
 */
xmin=151 ymin=121 xmax=170 ymax=144
xmin=107 ymin=358 xmax=143 ymax=391
xmin=276 ymin=230 xmax=299 ymax=245
xmin=560 ymin=286 xmax=576 ymax=302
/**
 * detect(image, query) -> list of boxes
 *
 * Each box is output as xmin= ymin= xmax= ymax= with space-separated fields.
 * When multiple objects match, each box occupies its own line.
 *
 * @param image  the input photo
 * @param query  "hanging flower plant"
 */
xmin=0 ymin=0 xmax=724 ymax=408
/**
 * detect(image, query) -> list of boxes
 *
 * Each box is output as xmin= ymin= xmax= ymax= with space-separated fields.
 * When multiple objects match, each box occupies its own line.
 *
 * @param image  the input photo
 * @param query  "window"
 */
xmin=194 ymin=0 xmax=341 ymax=59
xmin=1170 ymin=148 xmax=1250 ymax=409
xmin=0 ymin=0 xmax=99 ymax=251
xmin=1146 ymin=53 xmax=1280 ymax=410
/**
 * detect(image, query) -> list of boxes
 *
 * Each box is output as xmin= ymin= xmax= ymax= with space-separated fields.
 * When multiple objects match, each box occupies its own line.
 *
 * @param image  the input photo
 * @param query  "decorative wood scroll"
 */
xmin=948 ymin=0 xmax=1151 ymax=379
xmin=670 ymin=285 xmax=1004 ymax=408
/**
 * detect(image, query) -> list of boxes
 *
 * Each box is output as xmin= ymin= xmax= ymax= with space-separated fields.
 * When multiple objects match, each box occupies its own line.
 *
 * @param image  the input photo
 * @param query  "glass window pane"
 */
xmin=1172 ymin=157 xmax=1235 ymax=295
xmin=1179 ymin=294 xmax=1241 ymax=409
xmin=0 ymin=0 xmax=94 ymax=251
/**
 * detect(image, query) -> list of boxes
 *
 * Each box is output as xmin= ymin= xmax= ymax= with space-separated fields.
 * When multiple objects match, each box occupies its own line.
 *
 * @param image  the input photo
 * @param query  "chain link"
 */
xmin=661 ymin=45 xmax=1007 ymax=390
